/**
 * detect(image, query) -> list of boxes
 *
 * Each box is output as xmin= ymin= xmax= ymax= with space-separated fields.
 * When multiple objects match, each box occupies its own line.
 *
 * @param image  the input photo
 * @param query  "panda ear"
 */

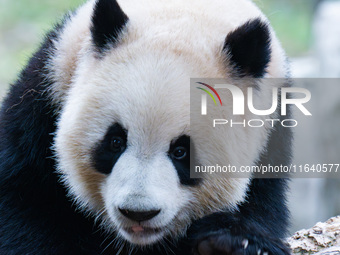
xmin=91 ymin=0 xmax=129 ymax=52
xmin=223 ymin=18 xmax=271 ymax=78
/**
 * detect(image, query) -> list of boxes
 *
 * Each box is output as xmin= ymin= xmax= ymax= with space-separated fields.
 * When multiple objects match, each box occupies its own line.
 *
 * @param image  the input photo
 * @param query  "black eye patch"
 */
xmin=168 ymin=135 xmax=199 ymax=186
xmin=92 ymin=123 xmax=127 ymax=174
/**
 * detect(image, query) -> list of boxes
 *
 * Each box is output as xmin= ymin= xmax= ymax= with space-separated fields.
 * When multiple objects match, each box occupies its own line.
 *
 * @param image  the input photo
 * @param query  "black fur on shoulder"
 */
xmin=91 ymin=0 xmax=129 ymax=54
xmin=223 ymin=18 xmax=271 ymax=78
xmin=0 ymin=19 xmax=111 ymax=255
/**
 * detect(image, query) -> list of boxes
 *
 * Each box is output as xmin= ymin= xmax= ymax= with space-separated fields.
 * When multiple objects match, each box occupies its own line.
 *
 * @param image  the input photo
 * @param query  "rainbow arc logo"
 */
xmin=196 ymin=82 xmax=223 ymax=106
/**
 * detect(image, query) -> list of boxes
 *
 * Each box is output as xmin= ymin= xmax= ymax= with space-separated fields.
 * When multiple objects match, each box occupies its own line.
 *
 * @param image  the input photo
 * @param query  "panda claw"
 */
xmin=194 ymin=231 xmax=291 ymax=255
xmin=242 ymin=239 xmax=249 ymax=249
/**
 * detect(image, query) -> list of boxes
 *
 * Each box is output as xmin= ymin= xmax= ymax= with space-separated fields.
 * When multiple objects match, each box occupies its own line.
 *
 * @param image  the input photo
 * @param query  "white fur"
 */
xmin=52 ymin=0 xmax=288 ymax=246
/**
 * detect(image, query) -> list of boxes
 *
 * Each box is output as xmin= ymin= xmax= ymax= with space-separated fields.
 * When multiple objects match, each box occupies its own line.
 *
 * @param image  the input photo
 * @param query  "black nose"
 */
xmin=118 ymin=208 xmax=161 ymax=222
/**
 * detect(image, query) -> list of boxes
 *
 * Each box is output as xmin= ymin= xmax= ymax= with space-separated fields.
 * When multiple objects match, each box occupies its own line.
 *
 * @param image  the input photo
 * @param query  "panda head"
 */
xmin=53 ymin=0 xmax=287 ymax=246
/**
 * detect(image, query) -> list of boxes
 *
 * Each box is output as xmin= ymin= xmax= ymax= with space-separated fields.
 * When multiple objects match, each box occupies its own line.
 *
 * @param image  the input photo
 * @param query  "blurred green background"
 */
xmin=0 ymin=0 xmax=317 ymax=95
xmin=0 ymin=0 xmax=83 ymax=93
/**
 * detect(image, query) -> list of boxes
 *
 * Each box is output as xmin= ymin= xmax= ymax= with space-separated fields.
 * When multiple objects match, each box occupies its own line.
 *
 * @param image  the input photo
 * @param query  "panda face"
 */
xmin=53 ymin=0 xmax=287 ymax=247
xmin=54 ymin=47 xmax=250 ymax=245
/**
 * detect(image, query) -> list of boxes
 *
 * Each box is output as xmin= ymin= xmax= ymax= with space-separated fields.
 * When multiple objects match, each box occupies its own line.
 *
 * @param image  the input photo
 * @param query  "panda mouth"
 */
xmin=120 ymin=225 xmax=166 ymax=245
xmin=124 ymin=225 xmax=164 ymax=236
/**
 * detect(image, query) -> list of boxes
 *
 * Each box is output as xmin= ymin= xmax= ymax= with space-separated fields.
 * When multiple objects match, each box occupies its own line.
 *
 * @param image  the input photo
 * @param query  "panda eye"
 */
xmin=93 ymin=123 xmax=127 ymax=175
xmin=110 ymin=136 xmax=125 ymax=152
xmin=169 ymin=135 xmax=190 ymax=161
xmin=171 ymin=146 xmax=187 ymax=160
xmin=168 ymin=135 xmax=196 ymax=186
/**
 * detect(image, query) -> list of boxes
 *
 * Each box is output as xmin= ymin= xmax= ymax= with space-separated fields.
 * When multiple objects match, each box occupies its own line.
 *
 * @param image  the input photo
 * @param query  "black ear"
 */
xmin=91 ymin=0 xmax=129 ymax=52
xmin=223 ymin=18 xmax=271 ymax=78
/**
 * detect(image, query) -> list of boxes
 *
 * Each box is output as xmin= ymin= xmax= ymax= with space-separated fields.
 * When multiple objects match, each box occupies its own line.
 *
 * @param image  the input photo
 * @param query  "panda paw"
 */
xmin=193 ymin=231 xmax=291 ymax=255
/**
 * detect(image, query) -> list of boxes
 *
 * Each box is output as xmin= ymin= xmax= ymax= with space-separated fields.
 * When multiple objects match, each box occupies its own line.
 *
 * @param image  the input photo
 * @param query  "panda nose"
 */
xmin=118 ymin=208 xmax=161 ymax=222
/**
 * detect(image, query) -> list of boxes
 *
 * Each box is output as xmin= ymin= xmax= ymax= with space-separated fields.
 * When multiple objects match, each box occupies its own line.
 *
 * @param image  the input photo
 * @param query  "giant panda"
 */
xmin=0 ymin=0 xmax=292 ymax=254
